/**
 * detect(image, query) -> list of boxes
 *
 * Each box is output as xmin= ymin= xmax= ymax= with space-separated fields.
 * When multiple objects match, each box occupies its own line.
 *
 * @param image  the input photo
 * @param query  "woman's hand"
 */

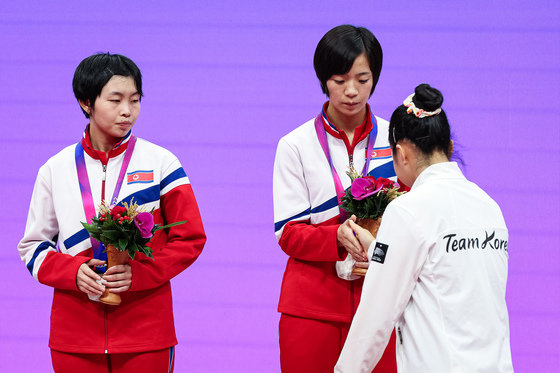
xmin=349 ymin=219 xmax=375 ymax=251
xmin=352 ymin=261 xmax=369 ymax=276
xmin=103 ymin=264 xmax=132 ymax=293
xmin=77 ymin=259 xmax=106 ymax=296
xmin=337 ymin=215 xmax=368 ymax=262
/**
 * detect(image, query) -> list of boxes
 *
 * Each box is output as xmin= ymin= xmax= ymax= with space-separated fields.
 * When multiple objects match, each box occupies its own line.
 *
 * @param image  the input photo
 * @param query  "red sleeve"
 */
xmin=278 ymin=216 xmax=348 ymax=262
xmin=37 ymin=251 xmax=90 ymax=290
xmin=129 ymin=184 xmax=206 ymax=291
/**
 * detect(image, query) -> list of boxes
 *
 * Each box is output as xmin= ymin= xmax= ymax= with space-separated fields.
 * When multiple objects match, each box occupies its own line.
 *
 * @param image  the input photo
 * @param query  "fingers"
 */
xmin=348 ymin=220 xmax=375 ymax=249
xmin=103 ymin=264 xmax=132 ymax=293
xmin=337 ymin=221 xmax=368 ymax=261
xmin=354 ymin=261 xmax=369 ymax=269
xmin=86 ymin=258 xmax=106 ymax=267
xmin=77 ymin=263 xmax=105 ymax=296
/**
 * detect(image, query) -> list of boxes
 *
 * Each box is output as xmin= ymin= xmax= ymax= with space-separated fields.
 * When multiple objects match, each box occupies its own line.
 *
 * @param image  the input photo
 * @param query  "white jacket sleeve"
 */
xmin=335 ymin=204 xmax=428 ymax=372
xmin=18 ymin=166 xmax=59 ymax=280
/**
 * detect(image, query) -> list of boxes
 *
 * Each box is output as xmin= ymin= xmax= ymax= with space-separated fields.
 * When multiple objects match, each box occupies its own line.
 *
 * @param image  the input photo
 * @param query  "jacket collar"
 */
xmin=321 ymin=102 xmax=373 ymax=148
xmin=80 ymin=124 xmax=131 ymax=164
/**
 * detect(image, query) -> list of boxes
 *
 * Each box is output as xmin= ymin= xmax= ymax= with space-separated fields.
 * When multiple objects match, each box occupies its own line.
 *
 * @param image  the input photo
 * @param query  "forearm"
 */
xmin=278 ymin=219 xmax=345 ymax=262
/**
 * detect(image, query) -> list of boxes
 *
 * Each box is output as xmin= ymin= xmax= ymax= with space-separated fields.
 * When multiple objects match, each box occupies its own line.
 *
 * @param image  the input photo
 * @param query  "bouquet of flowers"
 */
xmin=340 ymin=174 xmax=405 ymax=231
xmin=81 ymin=199 xmax=185 ymax=305
xmin=337 ymin=171 xmax=407 ymax=277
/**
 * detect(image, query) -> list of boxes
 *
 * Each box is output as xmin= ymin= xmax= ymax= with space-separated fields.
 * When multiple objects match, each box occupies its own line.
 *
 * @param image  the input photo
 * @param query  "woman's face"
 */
xmin=325 ymin=53 xmax=373 ymax=125
xmin=83 ymin=75 xmax=141 ymax=150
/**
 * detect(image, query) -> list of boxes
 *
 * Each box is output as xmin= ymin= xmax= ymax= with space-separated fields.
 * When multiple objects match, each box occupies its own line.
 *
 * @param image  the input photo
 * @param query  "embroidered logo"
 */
xmin=127 ymin=170 xmax=154 ymax=185
xmin=372 ymin=242 xmax=389 ymax=264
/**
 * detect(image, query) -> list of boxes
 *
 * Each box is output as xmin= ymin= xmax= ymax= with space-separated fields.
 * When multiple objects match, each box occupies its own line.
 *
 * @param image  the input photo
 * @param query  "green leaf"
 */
xmin=118 ymin=237 xmax=128 ymax=251
xmin=155 ymin=220 xmax=187 ymax=231
xmin=103 ymin=230 xmax=120 ymax=241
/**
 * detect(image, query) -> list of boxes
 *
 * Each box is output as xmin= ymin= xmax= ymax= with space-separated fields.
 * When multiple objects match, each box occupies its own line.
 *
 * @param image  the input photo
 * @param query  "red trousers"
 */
xmin=51 ymin=347 xmax=175 ymax=373
xmin=279 ymin=313 xmax=397 ymax=373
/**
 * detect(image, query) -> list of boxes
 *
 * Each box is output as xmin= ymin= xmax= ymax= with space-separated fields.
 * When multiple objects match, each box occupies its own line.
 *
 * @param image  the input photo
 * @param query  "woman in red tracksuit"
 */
xmin=273 ymin=25 xmax=397 ymax=373
xmin=18 ymin=53 xmax=206 ymax=373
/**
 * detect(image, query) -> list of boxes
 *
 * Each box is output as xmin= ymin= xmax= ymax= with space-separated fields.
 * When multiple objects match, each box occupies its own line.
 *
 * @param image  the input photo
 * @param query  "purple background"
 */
xmin=1 ymin=1 xmax=558 ymax=372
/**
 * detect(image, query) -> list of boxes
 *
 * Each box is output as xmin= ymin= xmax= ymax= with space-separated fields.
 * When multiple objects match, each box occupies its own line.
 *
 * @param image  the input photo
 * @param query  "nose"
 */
xmin=120 ymin=102 xmax=131 ymax=117
xmin=345 ymin=82 xmax=358 ymax=97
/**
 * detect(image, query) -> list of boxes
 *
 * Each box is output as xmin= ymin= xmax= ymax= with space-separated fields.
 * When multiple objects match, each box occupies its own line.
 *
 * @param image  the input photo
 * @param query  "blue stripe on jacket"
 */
xmin=27 ymin=241 xmax=56 ymax=274
xmin=274 ymin=195 xmax=340 ymax=233
xmin=368 ymin=161 xmax=396 ymax=179
xmin=161 ymin=167 xmax=187 ymax=191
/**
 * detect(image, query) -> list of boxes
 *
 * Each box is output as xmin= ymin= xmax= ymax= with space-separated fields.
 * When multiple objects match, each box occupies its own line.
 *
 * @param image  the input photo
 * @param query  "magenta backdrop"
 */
xmin=1 ymin=1 xmax=558 ymax=372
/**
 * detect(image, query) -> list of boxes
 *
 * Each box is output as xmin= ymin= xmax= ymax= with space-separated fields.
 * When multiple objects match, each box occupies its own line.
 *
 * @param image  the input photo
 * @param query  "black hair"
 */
xmin=313 ymin=25 xmax=383 ymax=97
xmin=72 ymin=53 xmax=143 ymax=118
xmin=389 ymin=84 xmax=452 ymax=159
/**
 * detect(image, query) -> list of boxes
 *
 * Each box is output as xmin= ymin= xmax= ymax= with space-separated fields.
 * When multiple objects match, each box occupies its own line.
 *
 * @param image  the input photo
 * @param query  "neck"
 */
xmin=326 ymin=105 xmax=366 ymax=140
xmin=88 ymin=127 xmax=120 ymax=154
xmin=415 ymin=151 xmax=450 ymax=177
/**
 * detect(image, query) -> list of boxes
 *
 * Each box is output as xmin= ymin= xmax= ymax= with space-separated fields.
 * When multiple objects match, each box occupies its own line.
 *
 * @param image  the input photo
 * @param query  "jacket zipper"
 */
xmin=398 ymin=326 xmax=403 ymax=344
xmin=104 ymin=306 xmax=109 ymax=353
xmin=101 ymin=164 xmax=107 ymax=202
xmin=102 ymin=162 xmax=108 ymax=354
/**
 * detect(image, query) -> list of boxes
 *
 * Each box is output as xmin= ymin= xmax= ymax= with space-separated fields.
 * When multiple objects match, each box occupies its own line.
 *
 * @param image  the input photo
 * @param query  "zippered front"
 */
xmin=104 ymin=305 xmax=109 ymax=354
xmin=101 ymin=161 xmax=108 ymax=354
xmin=101 ymin=163 xmax=107 ymax=201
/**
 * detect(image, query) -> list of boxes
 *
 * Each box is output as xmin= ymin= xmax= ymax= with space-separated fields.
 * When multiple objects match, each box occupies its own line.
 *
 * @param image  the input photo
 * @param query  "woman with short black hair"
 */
xmin=273 ymin=25 xmax=397 ymax=372
xmin=18 ymin=53 xmax=206 ymax=373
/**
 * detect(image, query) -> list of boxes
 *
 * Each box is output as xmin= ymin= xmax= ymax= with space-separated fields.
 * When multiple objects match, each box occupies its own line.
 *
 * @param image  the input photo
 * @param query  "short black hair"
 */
xmin=389 ymin=84 xmax=452 ymax=158
xmin=313 ymin=25 xmax=383 ymax=97
xmin=72 ymin=53 xmax=143 ymax=118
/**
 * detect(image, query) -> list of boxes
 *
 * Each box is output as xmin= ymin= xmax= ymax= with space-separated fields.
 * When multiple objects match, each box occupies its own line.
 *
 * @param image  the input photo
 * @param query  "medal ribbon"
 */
xmin=75 ymin=135 xmax=136 ymax=263
xmin=314 ymin=112 xmax=377 ymax=221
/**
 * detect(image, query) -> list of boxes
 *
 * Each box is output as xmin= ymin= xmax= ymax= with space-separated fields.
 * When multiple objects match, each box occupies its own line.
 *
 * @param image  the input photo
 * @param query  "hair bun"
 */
xmin=412 ymin=83 xmax=443 ymax=112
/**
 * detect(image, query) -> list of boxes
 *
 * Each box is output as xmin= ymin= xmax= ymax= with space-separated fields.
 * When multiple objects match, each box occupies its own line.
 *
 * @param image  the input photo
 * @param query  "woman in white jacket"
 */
xmin=335 ymin=84 xmax=514 ymax=372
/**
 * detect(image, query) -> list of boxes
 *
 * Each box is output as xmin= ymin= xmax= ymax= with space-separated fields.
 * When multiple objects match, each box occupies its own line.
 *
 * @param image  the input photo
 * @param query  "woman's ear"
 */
xmin=78 ymin=100 xmax=91 ymax=115
xmin=395 ymin=143 xmax=409 ymax=165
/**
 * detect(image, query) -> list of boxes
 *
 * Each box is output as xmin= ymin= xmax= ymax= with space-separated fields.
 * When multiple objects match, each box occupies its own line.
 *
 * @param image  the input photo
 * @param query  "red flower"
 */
xmin=110 ymin=206 xmax=127 ymax=220
xmin=377 ymin=177 xmax=394 ymax=189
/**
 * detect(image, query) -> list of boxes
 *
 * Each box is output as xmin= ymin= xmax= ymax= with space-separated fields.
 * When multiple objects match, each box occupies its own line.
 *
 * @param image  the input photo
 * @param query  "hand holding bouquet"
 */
xmin=81 ymin=199 xmax=185 ymax=304
xmin=337 ymin=173 xmax=407 ymax=278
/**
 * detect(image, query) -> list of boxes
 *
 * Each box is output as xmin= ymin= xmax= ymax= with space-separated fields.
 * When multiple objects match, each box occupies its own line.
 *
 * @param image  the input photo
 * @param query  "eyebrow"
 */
xmin=107 ymin=91 xmax=140 ymax=96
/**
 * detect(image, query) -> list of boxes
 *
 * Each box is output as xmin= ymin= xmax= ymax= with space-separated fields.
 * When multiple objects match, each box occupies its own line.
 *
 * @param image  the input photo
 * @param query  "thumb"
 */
xmin=349 ymin=215 xmax=357 ymax=222
xmin=87 ymin=258 xmax=106 ymax=266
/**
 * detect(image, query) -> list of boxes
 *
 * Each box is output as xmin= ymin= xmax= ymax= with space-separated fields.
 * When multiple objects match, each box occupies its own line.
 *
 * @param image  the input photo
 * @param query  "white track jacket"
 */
xmin=335 ymin=162 xmax=513 ymax=373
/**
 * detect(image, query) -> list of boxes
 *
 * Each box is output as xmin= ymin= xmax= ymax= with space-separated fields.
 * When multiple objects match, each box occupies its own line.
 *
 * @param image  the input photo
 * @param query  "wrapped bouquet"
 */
xmin=81 ymin=199 xmax=185 ymax=304
xmin=336 ymin=172 xmax=407 ymax=278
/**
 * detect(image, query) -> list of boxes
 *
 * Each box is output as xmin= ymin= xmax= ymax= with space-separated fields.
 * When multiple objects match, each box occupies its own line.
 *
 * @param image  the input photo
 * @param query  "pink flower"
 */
xmin=351 ymin=177 xmax=383 ymax=200
xmin=134 ymin=212 xmax=155 ymax=238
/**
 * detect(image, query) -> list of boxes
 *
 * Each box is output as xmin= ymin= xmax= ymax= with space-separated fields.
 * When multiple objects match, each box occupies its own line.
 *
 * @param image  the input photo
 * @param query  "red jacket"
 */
xmin=19 ymin=130 xmax=206 ymax=353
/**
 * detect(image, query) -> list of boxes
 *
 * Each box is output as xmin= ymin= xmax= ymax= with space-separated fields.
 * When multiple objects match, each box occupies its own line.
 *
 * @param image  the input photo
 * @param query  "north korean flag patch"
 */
xmin=372 ymin=242 xmax=389 ymax=264
xmin=127 ymin=170 xmax=154 ymax=184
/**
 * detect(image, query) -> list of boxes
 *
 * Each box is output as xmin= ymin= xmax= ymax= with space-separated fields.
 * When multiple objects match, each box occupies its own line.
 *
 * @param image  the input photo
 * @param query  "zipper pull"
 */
xmin=102 ymin=164 xmax=107 ymax=181
xmin=349 ymin=153 xmax=354 ymax=169
xmin=398 ymin=327 xmax=403 ymax=344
